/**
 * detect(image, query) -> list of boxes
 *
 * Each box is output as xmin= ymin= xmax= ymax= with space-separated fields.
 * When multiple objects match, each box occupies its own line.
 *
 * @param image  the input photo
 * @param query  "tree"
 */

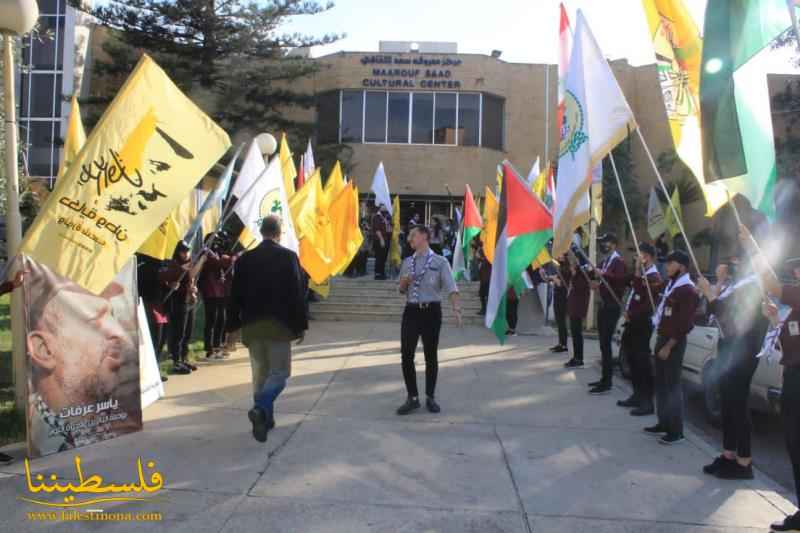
xmin=71 ymin=0 xmax=350 ymax=168
xmin=600 ymin=138 xmax=644 ymax=240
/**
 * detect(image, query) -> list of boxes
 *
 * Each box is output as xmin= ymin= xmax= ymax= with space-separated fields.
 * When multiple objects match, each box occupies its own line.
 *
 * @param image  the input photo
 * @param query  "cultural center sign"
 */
xmin=361 ymin=55 xmax=463 ymax=89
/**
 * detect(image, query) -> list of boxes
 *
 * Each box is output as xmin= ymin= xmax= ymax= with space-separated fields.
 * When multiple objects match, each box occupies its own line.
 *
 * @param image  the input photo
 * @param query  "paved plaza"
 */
xmin=1 ymin=321 xmax=796 ymax=532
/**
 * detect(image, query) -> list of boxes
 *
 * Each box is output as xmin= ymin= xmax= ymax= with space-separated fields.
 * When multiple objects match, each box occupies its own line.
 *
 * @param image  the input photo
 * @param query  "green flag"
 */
xmin=700 ymin=0 xmax=796 ymax=218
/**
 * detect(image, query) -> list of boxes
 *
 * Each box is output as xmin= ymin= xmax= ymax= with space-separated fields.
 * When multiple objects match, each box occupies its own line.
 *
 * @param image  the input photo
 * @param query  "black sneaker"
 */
xmin=714 ymin=460 xmax=754 ymax=480
xmin=172 ymin=362 xmax=191 ymax=375
xmin=658 ymin=433 xmax=685 ymax=445
xmin=0 ymin=452 xmax=13 ymax=465
xmin=160 ymin=375 xmax=169 ymax=382
xmin=587 ymin=380 xmax=603 ymax=387
xmin=643 ymin=424 xmax=667 ymax=435
xmin=564 ymin=359 xmax=584 ymax=368
xmin=589 ymin=384 xmax=612 ymax=395
xmin=426 ymin=397 xmax=441 ymax=413
xmin=771 ymin=511 xmax=800 ymax=531
xmin=630 ymin=405 xmax=655 ymax=416
xmin=617 ymin=396 xmax=639 ymax=408
xmin=552 ymin=345 xmax=568 ymax=353
xmin=184 ymin=362 xmax=198 ymax=371
xmin=248 ymin=407 xmax=268 ymax=443
xmin=703 ymin=455 xmax=735 ymax=475
xmin=396 ymin=397 xmax=421 ymax=416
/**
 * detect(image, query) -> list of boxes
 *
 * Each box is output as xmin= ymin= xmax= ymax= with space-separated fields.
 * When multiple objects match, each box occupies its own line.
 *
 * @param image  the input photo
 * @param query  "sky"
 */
xmin=282 ymin=0 xmax=799 ymax=73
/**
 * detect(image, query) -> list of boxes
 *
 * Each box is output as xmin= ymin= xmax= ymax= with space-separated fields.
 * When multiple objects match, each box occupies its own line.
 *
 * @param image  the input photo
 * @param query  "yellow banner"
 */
xmin=481 ymin=187 xmax=498 ymax=264
xmin=21 ymin=55 xmax=230 ymax=293
xmin=57 ymin=95 xmax=86 ymax=178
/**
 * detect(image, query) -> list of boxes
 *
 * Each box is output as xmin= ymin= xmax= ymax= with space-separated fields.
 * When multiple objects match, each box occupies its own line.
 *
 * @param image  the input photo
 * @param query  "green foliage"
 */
xmin=600 ymin=138 xmax=643 ymax=238
xmin=71 ymin=0 xmax=350 ymax=166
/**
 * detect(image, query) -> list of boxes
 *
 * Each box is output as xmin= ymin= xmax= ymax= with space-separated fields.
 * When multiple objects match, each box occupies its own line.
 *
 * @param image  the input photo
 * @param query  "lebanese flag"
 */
xmin=452 ymin=184 xmax=483 ymax=280
xmin=486 ymin=162 xmax=553 ymax=343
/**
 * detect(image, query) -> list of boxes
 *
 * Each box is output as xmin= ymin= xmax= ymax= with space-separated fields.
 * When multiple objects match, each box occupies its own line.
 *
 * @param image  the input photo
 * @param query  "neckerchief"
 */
xmin=601 ymin=250 xmax=621 ymax=274
xmin=758 ymin=298 xmax=793 ymax=362
xmin=626 ymin=264 xmax=658 ymax=312
xmin=718 ymin=274 xmax=756 ymax=301
xmin=409 ymin=249 xmax=434 ymax=302
xmin=652 ymin=272 xmax=694 ymax=328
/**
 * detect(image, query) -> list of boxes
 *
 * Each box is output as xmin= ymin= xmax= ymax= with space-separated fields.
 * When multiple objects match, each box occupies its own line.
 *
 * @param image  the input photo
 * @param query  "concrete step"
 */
xmin=310 ymin=309 xmax=486 ymax=326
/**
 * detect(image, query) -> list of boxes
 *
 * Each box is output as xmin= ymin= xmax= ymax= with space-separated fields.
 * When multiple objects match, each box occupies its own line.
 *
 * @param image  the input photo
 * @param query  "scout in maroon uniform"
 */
xmin=742 ymin=222 xmax=800 ymax=531
xmin=644 ymin=250 xmax=698 ymax=445
xmin=588 ymin=233 xmax=627 ymax=395
xmin=618 ymin=243 xmax=662 ymax=416
xmin=564 ymin=254 xmax=591 ymax=368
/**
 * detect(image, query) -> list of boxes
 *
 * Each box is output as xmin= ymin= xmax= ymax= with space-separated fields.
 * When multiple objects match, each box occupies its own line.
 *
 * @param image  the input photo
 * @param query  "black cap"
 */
xmin=639 ymin=242 xmax=656 ymax=258
xmin=175 ymin=240 xmax=190 ymax=252
xmin=666 ymin=250 xmax=690 ymax=268
xmin=599 ymin=232 xmax=618 ymax=244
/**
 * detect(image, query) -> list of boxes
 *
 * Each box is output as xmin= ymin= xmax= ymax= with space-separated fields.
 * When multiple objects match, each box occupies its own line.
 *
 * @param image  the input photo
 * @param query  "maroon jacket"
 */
xmin=0 ymin=281 xmax=14 ymax=296
xmin=199 ymin=252 xmax=233 ymax=300
xmin=595 ymin=252 xmax=627 ymax=306
xmin=780 ymin=284 xmax=800 ymax=368
xmin=626 ymin=268 xmax=663 ymax=321
xmin=656 ymin=279 xmax=698 ymax=341
xmin=566 ymin=267 xmax=590 ymax=320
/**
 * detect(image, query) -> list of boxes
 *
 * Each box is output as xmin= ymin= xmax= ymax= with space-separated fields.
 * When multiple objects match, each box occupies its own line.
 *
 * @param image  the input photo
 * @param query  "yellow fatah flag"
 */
xmin=388 ymin=195 xmax=401 ymax=268
xmin=138 ymin=193 xmax=195 ymax=260
xmin=481 ymin=187 xmax=498 ymax=264
xmin=663 ymin=187 xmax=683 ymax=238
xmin=309 ymin=278 xmax=330 ymax=298
xmin=530 ymin=163 xmax=553 ymax=270
xmin=330 ymin=183 xmax=364 ymax=275
xmin=279 ymin=133 xmax=297 ymax=198
xmin=641 ymin=0 xmax=729 ymax=216
xmin=20 ymin=55 xmax=230 ymax=293
xmin=58 ymin=95 xmax=86 ymax=178
xmin=323 ymin=161 xmax=345 ymax=207
xmin=290 ymin=172 xmax=335 ymax=284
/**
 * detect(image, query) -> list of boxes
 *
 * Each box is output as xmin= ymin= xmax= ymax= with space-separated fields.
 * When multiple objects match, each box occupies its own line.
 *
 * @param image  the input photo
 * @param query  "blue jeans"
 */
xmin=244 ymin=333 xmax=292 ymax=419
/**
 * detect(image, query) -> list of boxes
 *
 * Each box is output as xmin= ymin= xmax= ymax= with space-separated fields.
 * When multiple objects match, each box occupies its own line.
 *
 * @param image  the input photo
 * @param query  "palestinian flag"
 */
xmin=486 ymin=161 xmax=554 ymax=343
xmin=453 ymin=184 xmax=483 ymax=280
xmin=700 ymin=0 xmax=797 ymax=218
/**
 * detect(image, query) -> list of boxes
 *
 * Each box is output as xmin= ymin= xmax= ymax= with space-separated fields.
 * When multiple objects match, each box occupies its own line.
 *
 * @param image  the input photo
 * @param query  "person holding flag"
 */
xmin=564 ymin=250 xmax=591 ymax=368
xmin=645 ymin=250 xmax=698 ymax=445
xmin=396 ymin=225 xmax=461 ymax=416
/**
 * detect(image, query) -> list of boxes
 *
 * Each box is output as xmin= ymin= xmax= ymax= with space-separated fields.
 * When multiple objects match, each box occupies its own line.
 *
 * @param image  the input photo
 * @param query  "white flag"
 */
xmin=647 ymin=187 xmax=667 ymax=240
xmin=371 ymin=161 xmax=393 ymax=215
xmin=526 ymin=157 xmax=540 ymax=188
xmin=233 ymin=140 xmax=299 ymax=252
xmin=303 ymin=138 xmax=316 ymax=180
xmin=552 ymin=10 xmax=636 ymax=258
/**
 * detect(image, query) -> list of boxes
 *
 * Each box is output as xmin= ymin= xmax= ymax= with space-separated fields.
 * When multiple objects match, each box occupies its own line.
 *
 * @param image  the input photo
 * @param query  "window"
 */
xmin=327 ymin=90 xmax=504 ymax=150
xmin=411 ymin=93 xmax=433 ymax=144
xmin=387 ymin=92 xmax=410 ymax=143
xmin=316 ymin=91 xmax=339 ymax=144
xmin=20 ymin=73 xmax=62 ymax=119
xmin=31 ymin=16 xmax=63 ymax=70
xmin=434 ymin=93 xmax=457 ymax=145
xmin=482 ymin=94 xmax=505 ymax=151
xmin=364 ymin=91 xmax=387 ymax=143
xmin=26 ymin=122 xmax=57 ymax=177
xmin=458 ymin=94 xmax=480 ymax=147
xmin=340 ymin=90 xmax=363 ymax=143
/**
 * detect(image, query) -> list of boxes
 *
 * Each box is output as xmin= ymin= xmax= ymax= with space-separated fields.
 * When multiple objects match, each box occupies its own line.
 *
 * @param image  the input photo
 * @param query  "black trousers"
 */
xmin=569 ymin=317 xmax=584 ymax=362
xmin=554 ymin=291 xmax=568 ymax=346
xmin=507 ymin=298 xmax=519 ymax=331
xmin=374 ymin=241 xmax=389 ymax=278
xmin=654 ymin=335 xmax=686 ymax=436
xmin=719 ymin=337 xmax=759 ymax=458
xmin=479 ymin=279 xmax=490 ymax=313
xmin=168 ymin=300 xmax=195 ymax=364
xmin=598 ymin=304 xmax=622 ymax=384
xmin=622 ymin=317 xmax=654 ymax=406
xmin=782 ymin=366 xmax=800 ymax=506
xmin=401 ymin=303 xmax=442 ymax=398
xmin=203 ymin=297 xmax=227 ymax=352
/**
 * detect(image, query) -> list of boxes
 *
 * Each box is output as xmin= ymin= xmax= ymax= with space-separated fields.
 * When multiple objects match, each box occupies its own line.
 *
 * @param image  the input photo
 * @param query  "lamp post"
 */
xmin=1 ymin=0 xmax=39 ymax=411
xmin=254 ymin=132 xmax=277 ymax=163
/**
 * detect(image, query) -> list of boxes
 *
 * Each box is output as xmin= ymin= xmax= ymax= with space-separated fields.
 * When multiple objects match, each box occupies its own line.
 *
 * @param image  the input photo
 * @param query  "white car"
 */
xmin=613 ymin=314 xmax=782 ymax=424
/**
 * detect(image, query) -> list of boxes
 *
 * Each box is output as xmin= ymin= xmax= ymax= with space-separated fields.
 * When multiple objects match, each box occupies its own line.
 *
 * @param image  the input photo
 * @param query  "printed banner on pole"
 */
xmin=23 ymin=257 xmax=142 ymax=459
xmin=20 ymin=54 xmax=231 ymax=294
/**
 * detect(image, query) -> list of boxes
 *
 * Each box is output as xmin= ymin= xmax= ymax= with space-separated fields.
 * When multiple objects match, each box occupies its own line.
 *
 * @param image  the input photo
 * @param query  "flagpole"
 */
xmin=787 ymin=0 xmax=800 ymax=52
xmin=634 ymin=128 xmax=701 ymax=274
xmin=571 ymin=244 xmax=624 ymax=308
xmin=544 ymin=64 xmax=550 ymax=161
xmin=608 ymin=152 xmax=656 ymax=312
